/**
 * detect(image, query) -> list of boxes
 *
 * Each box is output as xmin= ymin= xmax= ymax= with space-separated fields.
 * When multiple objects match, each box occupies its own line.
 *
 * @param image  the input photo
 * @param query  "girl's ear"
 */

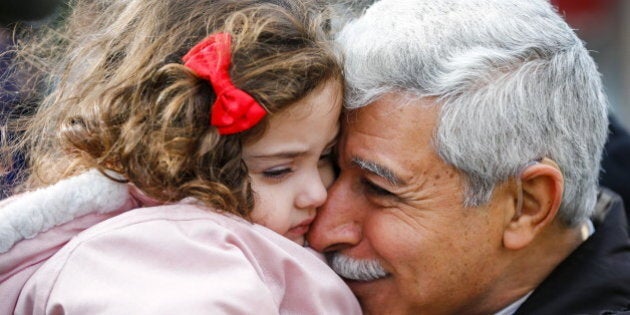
xmin=503 ymin=158 xmax=564 ymax=250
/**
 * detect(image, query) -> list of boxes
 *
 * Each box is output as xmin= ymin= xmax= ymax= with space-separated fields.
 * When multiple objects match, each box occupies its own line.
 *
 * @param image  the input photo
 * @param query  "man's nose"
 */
xmin=307 ymin=175 xmax=363 ymax=252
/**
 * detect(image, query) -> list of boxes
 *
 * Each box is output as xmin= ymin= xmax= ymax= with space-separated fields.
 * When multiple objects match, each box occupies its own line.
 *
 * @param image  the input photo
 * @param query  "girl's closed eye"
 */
xmin=262 ymin=166 xmax=293 ymax=180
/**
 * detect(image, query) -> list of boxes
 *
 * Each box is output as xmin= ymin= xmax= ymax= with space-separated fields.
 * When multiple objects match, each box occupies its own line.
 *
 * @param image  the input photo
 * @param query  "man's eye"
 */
xmin=319 ymin=153 xmax=332 ymax=161
xmin=318 ymin=152 xmax=333 ymax=166
xmin=319 ymin=148 xmax=333 ymax=162
xmin=262 ymin=167 xmax=292 ymax=179
xmin=361 ymin=178 xmax=393 ymax=196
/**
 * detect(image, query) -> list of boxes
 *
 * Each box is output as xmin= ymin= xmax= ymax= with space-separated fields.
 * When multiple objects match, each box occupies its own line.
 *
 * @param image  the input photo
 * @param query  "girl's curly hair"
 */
xmin=5 ymin=0 xmax=342 ymax=217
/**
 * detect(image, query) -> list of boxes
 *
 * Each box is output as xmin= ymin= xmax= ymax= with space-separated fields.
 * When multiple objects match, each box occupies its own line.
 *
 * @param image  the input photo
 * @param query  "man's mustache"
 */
xmin=327 ymin=252 xmax=389 ymax=281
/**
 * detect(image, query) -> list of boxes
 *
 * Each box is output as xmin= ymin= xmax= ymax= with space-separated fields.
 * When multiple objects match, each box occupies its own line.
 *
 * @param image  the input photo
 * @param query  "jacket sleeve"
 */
xmin=17 ymin=217 xmax=280 ymax=315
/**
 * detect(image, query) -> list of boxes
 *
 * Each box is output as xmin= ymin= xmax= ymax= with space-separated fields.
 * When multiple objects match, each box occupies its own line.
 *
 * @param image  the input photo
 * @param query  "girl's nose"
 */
xmin=295 ymin=171 xmax=328 ymax=210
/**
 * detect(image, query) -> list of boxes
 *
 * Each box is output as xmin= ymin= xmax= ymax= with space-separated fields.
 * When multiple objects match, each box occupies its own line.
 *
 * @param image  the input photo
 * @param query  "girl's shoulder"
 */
xmin=17 ymin=203 xmax=361 ymax=314
xmin=1 ymin=170 xmax=360 ymax=314
xmin=0 ymin=169 xmax=135 ymax=254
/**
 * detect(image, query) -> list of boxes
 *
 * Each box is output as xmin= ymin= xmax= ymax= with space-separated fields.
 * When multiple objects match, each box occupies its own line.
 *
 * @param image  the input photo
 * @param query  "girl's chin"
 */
xmin=284 ymin=232 xmax=306 ymax=246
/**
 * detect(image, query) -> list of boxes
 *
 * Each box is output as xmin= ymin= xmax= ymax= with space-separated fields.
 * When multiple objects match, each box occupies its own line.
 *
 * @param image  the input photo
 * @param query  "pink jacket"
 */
xmin=0 ymin=170 xmax=361 ymax=314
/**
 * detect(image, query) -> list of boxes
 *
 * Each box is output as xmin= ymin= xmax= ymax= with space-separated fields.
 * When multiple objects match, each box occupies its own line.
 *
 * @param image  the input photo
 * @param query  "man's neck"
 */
xmin=478 ymin=220 xmax=590 ymax=314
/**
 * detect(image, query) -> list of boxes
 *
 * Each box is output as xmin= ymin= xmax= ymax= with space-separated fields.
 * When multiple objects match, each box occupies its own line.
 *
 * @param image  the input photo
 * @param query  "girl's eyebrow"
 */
xmin=247 ymin=150 xmax=306 ymax=159
xmin=247 ymin=129 xmax=339 ymax=160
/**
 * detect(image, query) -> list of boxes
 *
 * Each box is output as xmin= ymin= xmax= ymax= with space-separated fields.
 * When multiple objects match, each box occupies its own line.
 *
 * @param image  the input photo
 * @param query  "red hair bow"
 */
xmin=183 ymin=33 xmax=267 ymax=135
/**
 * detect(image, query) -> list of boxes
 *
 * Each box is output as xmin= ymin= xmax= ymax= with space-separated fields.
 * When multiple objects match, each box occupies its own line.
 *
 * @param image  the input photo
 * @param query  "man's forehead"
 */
xmin=338 ymin=96 xmax=442 ymax=182
xmin=344 ymin=92 xmax=438 ymax=120
xmin=342 ymin=96 xmax=439 ymax=140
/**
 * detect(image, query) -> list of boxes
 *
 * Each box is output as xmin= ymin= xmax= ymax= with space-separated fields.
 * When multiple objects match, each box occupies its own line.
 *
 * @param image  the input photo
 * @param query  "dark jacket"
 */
xmin=600 ymin=115 xmax=630 ymax=226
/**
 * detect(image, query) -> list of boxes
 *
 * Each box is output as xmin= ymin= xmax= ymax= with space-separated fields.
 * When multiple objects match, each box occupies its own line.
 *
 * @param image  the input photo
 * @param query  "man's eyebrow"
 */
xmin=351 ymin=157 xmax=403 ymax=186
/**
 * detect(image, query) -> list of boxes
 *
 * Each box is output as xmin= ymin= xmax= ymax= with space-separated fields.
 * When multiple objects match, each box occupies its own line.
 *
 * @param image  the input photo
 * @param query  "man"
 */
xmin=308 ymin=0 xmax=630 ymax=314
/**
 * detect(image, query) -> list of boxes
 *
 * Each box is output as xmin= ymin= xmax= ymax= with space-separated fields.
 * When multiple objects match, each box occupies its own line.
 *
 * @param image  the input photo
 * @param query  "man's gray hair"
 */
xmin=337 ymin=0 xmax=609 ymax=226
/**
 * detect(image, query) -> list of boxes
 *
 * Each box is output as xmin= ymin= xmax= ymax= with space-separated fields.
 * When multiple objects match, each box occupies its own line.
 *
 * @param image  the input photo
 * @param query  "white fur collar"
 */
xmin=0 ymin=169 xmax=131 ymax=253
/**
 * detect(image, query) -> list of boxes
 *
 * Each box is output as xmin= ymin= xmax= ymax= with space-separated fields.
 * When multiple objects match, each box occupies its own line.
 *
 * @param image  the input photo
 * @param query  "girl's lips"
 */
xmin=287 ymin=224 xmax=310 ymax=236
xmin=286 ymin=218 xmax=315 ymax=237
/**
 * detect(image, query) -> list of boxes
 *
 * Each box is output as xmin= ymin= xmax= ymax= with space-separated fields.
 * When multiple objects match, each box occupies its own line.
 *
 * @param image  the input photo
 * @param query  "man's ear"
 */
xmin=503 ymin=158 xmax=564 ymax=250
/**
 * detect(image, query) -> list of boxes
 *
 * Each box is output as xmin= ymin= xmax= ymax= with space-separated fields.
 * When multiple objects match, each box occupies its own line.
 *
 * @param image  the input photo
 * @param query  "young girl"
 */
xmin=0 ymin=0 xmax=361 ymax=313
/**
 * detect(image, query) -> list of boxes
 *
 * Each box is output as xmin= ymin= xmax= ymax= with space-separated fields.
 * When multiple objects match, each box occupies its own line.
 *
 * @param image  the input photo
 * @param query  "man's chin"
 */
xmin=344 ymin=275 xmax=390 ymax=292
xmin=345 ymin=278 xmax=400 ymax=315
